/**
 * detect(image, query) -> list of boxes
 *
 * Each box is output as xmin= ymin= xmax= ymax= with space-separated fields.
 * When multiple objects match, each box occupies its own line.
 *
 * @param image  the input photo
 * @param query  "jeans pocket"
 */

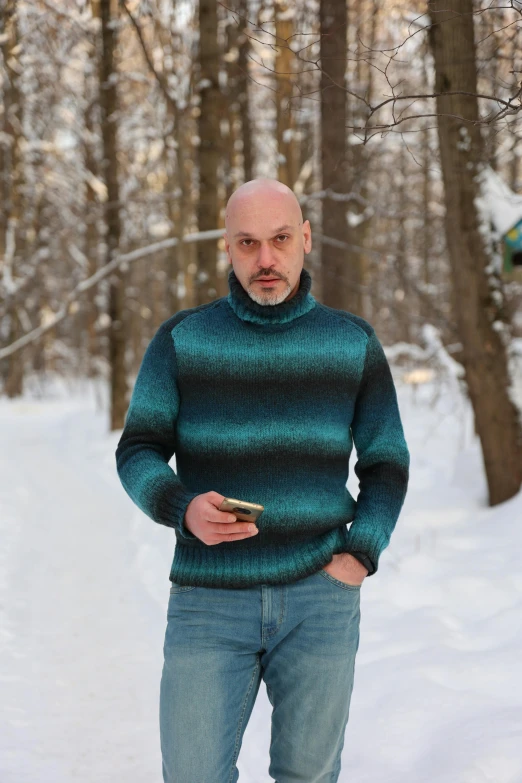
xmin=319 ymin=569 xmax=362 ymax=591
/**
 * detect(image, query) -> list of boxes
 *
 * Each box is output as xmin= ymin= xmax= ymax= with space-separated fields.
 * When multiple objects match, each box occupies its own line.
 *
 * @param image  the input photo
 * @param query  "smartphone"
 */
xmin=218 ymin=497 xmax=264 ymax=523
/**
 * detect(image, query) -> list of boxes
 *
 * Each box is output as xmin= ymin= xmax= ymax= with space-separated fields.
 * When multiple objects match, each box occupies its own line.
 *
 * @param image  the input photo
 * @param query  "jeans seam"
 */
xmin=228 ymin=655 xmax=261 ymax=783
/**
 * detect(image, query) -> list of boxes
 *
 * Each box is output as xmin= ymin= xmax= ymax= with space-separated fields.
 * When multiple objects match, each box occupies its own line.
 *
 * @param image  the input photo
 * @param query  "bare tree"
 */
xmin=196 ymin=0 xmax=222 ymax=304
xmin=94 ymin=0 xmax=127 ymax=429
xmin=346 ymin=0 xmax=379 ymax=318
xmin=274 ymin=0 xmax=298 ymax=187
xmin=83 ymin=26 xmax=104 ymax=378
xmin=428 ymin=0 xmax=522 ymax=504
xmin=319 ymin=0 xmax=355 ymax=312
xmin=1 ymin=0 xmax=26 ymax=397
xmin=236 ymin=0 xmax=254 ymax=182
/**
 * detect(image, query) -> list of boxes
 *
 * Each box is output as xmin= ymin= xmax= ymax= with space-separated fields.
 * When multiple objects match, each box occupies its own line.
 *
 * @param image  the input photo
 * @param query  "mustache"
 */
xmin=253 ymin=273 xmax=285 ymax=281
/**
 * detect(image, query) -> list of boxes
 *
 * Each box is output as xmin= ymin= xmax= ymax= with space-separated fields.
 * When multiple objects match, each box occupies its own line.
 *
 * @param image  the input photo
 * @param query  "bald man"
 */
xmin=224 ymin=178 xmax=309 ymax=306
xmin=116 ymin=178 xmax=410 ymax=782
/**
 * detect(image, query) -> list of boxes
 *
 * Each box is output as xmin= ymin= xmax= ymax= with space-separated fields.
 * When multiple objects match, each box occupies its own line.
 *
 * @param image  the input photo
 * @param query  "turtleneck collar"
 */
xmin=226 ymin=267 xmax=316 ymax=325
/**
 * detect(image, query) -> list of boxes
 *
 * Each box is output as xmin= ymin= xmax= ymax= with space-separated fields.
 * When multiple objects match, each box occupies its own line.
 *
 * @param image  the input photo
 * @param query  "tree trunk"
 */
xmin=420 ymin=121 xmax=433 ymax=288
xmin=1 ymin=0 xmax=25 ymax=398
xmin=275 ymin=0 xmax=298 ymax=187
xmin=394 ymin=144 xmax=412 ymax=344
xmin=347 ymin=0 xmax=377 ymax=318
xmin=319 ymin=0 xmax=354 ymax=312
xmin=428 ymin=0 xmax=522 ymax=504
xmin=196 ymin=0 xmax=221 ymax=304
xmin=508 ymin=39 xmax=521 ymax=193
xmin=83 ymin=59 xmax=102 ymax=379
xmin=95 ymin=0 xmax=127 ymax=430
xmin=223 ymin=13 xmax=243 ymax=214
xmin=237 ymin=0 xmax=254 ymax=183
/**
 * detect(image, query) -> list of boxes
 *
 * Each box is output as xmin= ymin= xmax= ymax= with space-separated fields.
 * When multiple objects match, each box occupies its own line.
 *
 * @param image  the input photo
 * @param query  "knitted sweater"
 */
xmin=115 ymin=266 xmax=410 ymax=589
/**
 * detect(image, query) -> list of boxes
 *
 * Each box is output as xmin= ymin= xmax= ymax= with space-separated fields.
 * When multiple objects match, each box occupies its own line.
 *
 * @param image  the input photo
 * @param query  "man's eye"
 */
xmin=240 ymin=235 xmax=288 ymax=247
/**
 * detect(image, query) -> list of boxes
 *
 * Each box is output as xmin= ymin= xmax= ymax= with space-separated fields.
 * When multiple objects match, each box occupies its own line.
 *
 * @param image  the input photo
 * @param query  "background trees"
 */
xmin=1 ymin=0 xmax=521 ymax=504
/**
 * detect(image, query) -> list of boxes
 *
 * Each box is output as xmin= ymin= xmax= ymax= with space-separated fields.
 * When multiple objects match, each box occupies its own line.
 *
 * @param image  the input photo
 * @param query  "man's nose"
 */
xmin=257 ymin=241 xmax=275 ymax=266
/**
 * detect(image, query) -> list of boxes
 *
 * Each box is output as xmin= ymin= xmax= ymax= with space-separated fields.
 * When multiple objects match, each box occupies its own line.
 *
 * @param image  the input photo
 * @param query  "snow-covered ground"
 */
xmin=1 ymin=370 xmax=521 ymax=783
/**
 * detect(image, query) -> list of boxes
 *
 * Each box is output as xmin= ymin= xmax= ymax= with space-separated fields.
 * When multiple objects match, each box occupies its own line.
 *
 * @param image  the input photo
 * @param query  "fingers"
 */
xmin=203 ymin=493 xmax=259 ymax=542
xmin=205 ymin=503 xmax=238 ymax=525
xmin=215 ymin=530 xmax=259 ymax=541
xmin=206 ymin=513 xmax=259 ymax=540
xmin=211 ymin=519 xmax=258 ymax=537
xmin=205 ymin=493 xmax=237 ymax=523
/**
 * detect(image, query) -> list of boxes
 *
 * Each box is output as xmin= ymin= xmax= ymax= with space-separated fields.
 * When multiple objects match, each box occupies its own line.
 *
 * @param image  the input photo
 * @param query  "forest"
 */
xmin=2 ymin=2 xmax=522 ymax=781
xmin=2 ymin=0 xmax=522 ymax=503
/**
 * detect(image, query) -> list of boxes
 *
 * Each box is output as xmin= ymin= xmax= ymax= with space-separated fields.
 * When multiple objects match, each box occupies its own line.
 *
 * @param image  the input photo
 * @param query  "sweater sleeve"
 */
xmin=344 ymin=327 xmax=410 ymax=576
xmin=115 ymin=323 xmax=200 ymax=540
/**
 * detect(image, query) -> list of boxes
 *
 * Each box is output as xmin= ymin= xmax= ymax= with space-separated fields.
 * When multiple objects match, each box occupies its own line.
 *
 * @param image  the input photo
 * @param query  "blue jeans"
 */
xmin=159 ymin=567 xmax=361 ymax=783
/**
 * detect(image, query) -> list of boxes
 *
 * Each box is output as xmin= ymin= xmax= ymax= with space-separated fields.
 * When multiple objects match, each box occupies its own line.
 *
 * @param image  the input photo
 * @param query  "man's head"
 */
xmin=224 ymin=178 xmax=312 ymax=305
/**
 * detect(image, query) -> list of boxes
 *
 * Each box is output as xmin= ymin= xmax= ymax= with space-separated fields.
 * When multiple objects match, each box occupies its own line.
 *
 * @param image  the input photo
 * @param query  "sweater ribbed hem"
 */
xmin=168 ymin=525 xmax=361 ymax=588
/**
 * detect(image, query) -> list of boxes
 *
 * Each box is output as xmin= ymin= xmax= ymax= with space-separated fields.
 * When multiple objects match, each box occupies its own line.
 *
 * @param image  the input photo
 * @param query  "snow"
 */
xmin=474 ymin=166 xmax=522 ymax=430
xmin=477 ymin=165 xmax=522 ymax=239
xmin=1 ymin=371 xmax=521 ymax=783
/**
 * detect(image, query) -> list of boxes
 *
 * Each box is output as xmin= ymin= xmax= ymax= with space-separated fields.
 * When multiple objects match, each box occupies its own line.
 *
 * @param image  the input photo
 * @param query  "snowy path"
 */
xmin=1 ymin=378 xmax=521 ymax=782
xmin=0 ymin=393 xmax=170 ymax=782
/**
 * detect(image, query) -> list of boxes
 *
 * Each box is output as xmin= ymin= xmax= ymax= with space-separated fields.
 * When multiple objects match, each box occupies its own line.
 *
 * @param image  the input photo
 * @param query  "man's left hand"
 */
xmin=322 ymin=553 xmax=368 ymax=586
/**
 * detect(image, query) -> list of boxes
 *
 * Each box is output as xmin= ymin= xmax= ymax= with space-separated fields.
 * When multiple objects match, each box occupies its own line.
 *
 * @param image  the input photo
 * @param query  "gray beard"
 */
xmin=246 ymin=281 xmax=292 ymax=306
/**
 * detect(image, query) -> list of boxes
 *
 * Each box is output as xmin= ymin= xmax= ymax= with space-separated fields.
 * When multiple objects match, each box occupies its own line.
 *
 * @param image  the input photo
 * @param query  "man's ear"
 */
xmin=303 ymin=220 xmax=312 ymax=253
xmin=223 ymin=233 xmax=231 ymax=262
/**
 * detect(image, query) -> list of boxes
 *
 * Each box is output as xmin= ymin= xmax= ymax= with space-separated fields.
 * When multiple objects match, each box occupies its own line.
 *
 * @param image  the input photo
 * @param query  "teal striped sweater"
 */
xmin=115 ymin=266 xmax=410 ymax=588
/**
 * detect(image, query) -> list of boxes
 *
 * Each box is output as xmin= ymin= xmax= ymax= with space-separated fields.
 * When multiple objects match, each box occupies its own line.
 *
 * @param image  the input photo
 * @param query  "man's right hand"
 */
xmin=183 ymin=491 xmax=259 ymax=545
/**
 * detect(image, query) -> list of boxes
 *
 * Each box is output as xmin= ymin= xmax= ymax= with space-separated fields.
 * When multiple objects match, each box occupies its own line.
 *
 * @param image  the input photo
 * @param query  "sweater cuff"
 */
xmin=344 ymin=524 xmax=389 ymax=576
xmin=155 ymin=487 xmax=201 ymax=540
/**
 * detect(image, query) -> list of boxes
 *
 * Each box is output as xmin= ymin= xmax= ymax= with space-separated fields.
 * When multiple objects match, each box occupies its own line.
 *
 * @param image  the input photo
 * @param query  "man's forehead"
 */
xmin=225 ymin=191 xmax=303 ymax=232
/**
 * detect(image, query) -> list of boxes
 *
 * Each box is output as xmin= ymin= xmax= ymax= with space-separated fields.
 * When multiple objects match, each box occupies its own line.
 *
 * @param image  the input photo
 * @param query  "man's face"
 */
xmin=224 ymin=187 xmax=312 ymax=305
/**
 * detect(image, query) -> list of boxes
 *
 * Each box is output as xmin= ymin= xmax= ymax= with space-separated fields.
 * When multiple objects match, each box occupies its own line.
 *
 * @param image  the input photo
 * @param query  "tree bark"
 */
xmin=95 ymin=0 xmax=127 ymax=430
xmin=196 ymin=0 xmax=221 ymax=304
xmin=1 ymin=0 xmax=26 ymax=397
xmin=428 ymin=0 xmax=522 ymax=504
xmin=319 ymin=0 xmax=355 ymax=312
xmin=275 ymin=0 xmax=298 ymax=187
xmin=347 ymin=0 xmax=377 ymax=318
xmin=237 ymin=0 xmax=254 ymax=183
